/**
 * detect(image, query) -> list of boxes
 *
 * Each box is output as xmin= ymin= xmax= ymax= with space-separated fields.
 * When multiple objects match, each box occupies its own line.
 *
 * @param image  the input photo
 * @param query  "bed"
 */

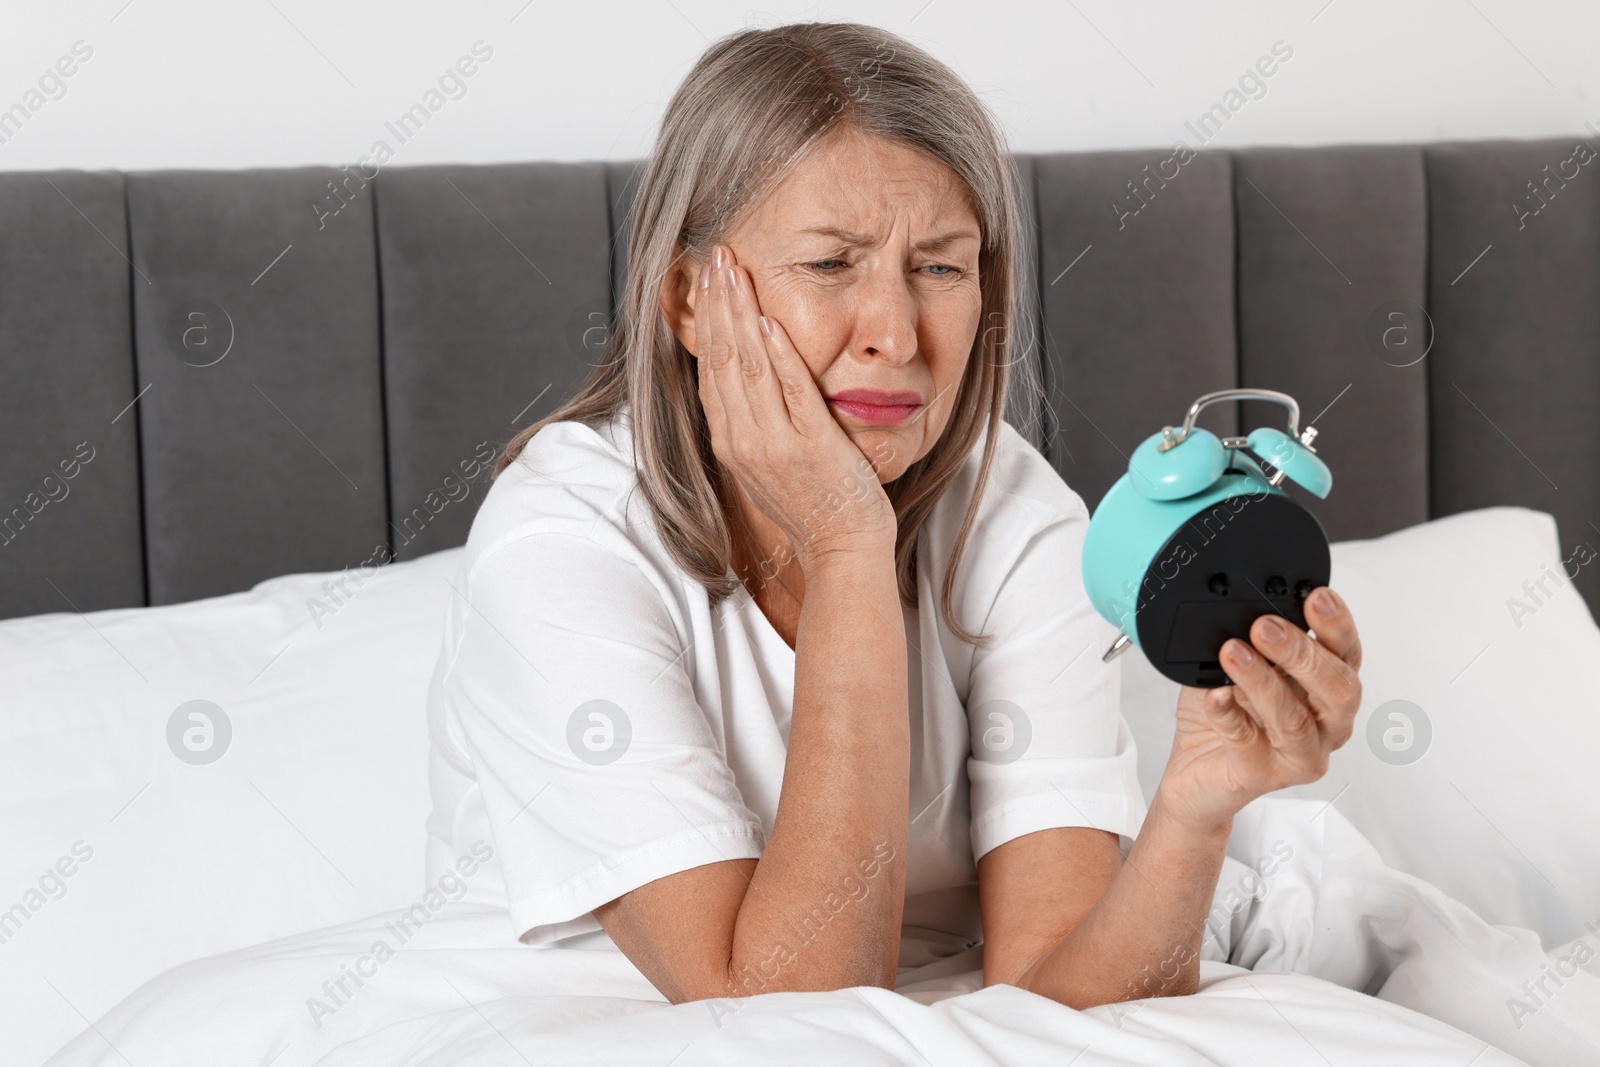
xmin=4 ymin=137 xmax=1600 ymax=1065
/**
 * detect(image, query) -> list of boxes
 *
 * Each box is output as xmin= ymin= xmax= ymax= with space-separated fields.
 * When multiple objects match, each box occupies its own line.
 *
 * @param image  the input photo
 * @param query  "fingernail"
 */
xmin=726 ymin=267 xmax=740 ymax=293
xmin=759 ymin=315 xmax=773 ymax=338
xmin=1258 ymin=617 xmax=1286 ymax=644
xmin=1314 ymin=588 xmax=1339 ymax=618
xmin=711 ymin=245 xmax=727 ymax=269
xmin=698 ymin=262 xmax=711 ymax=290
xmin=1227 ymin=639 xmax=1253 ymax=665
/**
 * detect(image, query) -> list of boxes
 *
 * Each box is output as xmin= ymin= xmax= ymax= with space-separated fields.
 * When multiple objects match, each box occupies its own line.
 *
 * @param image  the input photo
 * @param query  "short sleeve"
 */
xmin=442 ymin=531 xmax=765 ymax=944
xmin=965 ymin=497 xmax=1150 ymax=861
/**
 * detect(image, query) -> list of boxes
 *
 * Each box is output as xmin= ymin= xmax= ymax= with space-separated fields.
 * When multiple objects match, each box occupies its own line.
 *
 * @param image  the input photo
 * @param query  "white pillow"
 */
xmin=1118 ymin=507 xmax=1600 ymax=949
xmin=0 ymin=547 xmax=459 ymax=1066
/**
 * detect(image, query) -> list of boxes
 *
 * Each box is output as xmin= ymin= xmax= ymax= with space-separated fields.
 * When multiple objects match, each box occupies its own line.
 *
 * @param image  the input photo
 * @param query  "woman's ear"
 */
xmin=658 ymin=245 xmax=702 ymax=357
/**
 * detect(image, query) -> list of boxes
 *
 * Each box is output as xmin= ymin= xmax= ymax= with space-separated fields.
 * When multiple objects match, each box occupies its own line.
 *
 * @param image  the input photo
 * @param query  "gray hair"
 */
xmin=495 ymin=21 xmax=1043 ymax=646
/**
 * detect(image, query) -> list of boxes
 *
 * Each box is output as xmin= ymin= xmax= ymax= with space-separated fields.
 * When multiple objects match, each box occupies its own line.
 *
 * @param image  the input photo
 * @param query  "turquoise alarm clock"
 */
xmin=1081 ymin=388 xmax=1333 ymax=688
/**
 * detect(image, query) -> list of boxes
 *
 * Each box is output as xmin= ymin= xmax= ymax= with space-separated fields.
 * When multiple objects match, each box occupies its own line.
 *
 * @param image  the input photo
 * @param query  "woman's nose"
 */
xmin=849 ymin=267 xmax=918 ymax=365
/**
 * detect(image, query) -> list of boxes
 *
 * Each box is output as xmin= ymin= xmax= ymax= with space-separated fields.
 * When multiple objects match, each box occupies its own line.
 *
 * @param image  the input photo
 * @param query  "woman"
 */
xmin=424 ymin=20 xmax=1363 ymax=1010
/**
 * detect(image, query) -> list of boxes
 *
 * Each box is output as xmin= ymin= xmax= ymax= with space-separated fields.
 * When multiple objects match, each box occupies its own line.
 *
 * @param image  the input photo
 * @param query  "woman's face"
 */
xmin=678 ymin=127 xmax=984 ymax=482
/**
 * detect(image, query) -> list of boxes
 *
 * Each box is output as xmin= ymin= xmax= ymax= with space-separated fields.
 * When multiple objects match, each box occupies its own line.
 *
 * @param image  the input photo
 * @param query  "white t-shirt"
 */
xmin=423 ymin=407 xmax=1148 ymax=961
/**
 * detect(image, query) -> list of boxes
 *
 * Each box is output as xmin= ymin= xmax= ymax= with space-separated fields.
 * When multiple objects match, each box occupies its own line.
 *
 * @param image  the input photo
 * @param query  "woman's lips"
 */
xmin=825 ymin=389 xmax=923 ymax=426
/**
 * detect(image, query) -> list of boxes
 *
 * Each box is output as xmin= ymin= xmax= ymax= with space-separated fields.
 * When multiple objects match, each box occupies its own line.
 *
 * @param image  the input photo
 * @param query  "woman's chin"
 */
xmin=837 ymin=428 xmax=915 ymax=482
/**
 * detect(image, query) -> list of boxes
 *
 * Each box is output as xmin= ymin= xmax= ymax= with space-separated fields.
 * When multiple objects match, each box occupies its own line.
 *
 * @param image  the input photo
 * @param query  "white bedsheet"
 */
xmin=45 ymin=798 xmax=1600 ymax=1067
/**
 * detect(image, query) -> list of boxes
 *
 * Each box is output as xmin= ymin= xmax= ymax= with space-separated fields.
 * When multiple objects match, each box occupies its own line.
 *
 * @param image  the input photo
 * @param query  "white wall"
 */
xmin=2 ymin=0 xmax=1597 ymax=173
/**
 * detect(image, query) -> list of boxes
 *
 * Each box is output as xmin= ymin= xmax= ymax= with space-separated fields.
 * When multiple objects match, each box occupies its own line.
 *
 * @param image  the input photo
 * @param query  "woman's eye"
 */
xmin=801 ymin=260 xmax=965 ymax=277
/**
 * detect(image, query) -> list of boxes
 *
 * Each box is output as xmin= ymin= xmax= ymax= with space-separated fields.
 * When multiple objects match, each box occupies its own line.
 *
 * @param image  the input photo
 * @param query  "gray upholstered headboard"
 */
xmin=3 ymin=136 xmax=1597 ymax=623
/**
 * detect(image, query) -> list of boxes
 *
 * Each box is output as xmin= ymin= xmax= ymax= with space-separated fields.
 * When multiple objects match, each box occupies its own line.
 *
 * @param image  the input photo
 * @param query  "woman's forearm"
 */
xmin=1017 ymin=789 xmax=1232 ymax=1007
xmin=724 ymin=544 xmax=910 ymax=995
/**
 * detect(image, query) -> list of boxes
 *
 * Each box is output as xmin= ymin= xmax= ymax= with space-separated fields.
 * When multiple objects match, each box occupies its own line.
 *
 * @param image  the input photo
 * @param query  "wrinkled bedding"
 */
xmin=46 ymin=799 xmax=1600 ymax=1067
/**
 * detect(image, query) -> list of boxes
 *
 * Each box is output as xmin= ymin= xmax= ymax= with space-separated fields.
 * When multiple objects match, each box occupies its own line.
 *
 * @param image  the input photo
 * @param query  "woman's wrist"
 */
xmin=1147 ymin=780 xmax=1238 ymax=842
xmin=795 ymin=531 xmax=897 ymax=579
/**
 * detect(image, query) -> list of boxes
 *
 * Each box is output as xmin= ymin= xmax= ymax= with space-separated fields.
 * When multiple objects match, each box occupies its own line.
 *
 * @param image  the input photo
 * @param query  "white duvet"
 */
xmin=45 ymin=798 xmax=1600 ymax=1067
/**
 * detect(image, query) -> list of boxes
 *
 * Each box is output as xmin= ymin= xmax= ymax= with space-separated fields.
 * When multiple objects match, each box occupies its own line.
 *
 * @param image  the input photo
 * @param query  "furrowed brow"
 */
xmin=798 ymin=226 xmax=982 ymax=252
xmin=915 ymin=229 xmax=982 ymax=253
xmin=798 ymin=226 xmax=875 ymax=246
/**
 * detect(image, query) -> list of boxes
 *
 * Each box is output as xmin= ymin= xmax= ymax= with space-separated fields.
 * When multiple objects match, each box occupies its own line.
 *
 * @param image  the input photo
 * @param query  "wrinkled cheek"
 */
xmin=771 ymin=292 xmax=850 ymax=376
xmin=952 ymin=300 xmax=986 ymax=353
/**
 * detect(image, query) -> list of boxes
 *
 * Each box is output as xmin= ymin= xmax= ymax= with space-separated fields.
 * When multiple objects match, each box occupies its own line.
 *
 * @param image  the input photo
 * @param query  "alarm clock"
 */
xmin=1081 ymin=388 xmax=1333 ymax=688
